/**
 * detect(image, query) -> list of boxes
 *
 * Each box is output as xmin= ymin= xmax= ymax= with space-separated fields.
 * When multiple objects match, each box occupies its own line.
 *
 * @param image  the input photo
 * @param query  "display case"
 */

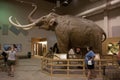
xmin=102 ymin=37 xmax=120 ymax=55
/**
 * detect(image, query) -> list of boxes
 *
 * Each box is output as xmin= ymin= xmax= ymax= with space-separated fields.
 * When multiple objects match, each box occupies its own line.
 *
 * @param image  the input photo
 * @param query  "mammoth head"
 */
xmin=9 ymin=12 xmax=58 ymax=31
xmin=35 ymin=13 xmax=58 ymax=30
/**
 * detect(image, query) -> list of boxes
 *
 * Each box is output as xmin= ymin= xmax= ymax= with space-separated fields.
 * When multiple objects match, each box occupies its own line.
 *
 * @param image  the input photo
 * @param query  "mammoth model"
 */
xmin=9 ymin=2 xmax=106 ymax=54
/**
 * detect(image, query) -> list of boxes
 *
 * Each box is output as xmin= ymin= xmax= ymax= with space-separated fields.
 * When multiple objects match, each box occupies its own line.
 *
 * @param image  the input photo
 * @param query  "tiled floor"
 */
xmin=0 ymin=56 xmax=103 ymax=80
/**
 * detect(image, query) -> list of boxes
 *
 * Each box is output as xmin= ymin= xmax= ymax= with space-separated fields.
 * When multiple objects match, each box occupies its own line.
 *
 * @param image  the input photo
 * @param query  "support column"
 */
xmin=104 ymin=11 xmax=109 ymax=37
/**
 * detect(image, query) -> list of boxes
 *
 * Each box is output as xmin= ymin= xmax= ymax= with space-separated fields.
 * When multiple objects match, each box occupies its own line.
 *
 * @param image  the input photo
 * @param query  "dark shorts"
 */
xmin=7 ymin=60 xmax=16 ymax=66
xmin=87 ymin=64 xmax=94 ymax=69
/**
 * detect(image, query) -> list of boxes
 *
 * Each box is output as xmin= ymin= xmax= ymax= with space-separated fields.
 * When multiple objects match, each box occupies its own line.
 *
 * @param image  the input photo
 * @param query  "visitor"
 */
xmin=49 ymin=47 xmax=53 ymax=53
xmin=75 ymin=47 xmax=81 ymax=54
xmin=4 ymin=44 xmax=17 ymax=77
xmin=1 ymin=51 xmax=8 ymax=65
xmin=53 ymin=43 xmax=59 ymax=53
xmin=85 ymin=46 xmax=96 ymax=80
xmin=75 ymin=47 xmax=82 ymax=58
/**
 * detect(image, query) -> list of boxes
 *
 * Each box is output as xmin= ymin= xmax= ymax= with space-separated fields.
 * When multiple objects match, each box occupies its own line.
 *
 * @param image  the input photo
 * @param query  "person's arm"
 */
xmin=92 ymin=55 xmax=95 ymax=60
xmin=3 ymin=50 xmax=9 ymax=54
xmin=91 ymin=51 xmax=95 ymax=60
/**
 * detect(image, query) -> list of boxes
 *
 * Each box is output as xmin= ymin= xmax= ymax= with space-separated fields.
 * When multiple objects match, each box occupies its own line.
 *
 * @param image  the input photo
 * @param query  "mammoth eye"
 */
xmin=42 ymin=16 xmax=46 ymax=19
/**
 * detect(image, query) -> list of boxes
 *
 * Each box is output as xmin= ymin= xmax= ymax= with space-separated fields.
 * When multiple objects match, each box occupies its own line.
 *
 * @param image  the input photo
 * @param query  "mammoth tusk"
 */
xmin=22 ymin=27 xmax=33 ymax=30
xmin=15 ymin=18 xmax=22 ymax=25
xmin=14 ymin=18 xmax=33 ymax=30
xmin=9 ymin=16 xmax=36 ymax=28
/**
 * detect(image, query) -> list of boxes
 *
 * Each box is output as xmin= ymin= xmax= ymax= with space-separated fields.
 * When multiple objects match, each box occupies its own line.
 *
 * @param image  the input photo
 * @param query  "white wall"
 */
xmin=0 ymin=26 xmax=57 ymax=56
xmin=109 ymin=7 xmax=120 ymax=37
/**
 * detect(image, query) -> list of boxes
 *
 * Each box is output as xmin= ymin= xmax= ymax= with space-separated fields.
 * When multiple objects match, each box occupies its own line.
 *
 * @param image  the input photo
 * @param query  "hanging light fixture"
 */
xmin=62 ymin=0 xmax=72 ymax=6
xmin=62 ymin=0 xmax=69 ymax=6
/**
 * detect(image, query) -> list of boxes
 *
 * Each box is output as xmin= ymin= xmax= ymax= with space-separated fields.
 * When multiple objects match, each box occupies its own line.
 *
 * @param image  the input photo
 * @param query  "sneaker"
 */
xmin=10 ymin=74 xmax=14 ymax=77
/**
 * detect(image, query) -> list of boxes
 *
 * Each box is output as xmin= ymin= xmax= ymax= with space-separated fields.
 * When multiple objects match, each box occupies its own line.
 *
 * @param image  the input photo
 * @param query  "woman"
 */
xmin=4 ymin=45 xmax=17 ymax=77
xmin=85 ymin=46 xmax=96 ymax=80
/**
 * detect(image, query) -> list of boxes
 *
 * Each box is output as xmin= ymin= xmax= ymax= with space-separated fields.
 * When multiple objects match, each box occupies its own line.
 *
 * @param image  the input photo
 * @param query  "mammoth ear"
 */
xmin=49 ymin=18 xmax=57 ymax=26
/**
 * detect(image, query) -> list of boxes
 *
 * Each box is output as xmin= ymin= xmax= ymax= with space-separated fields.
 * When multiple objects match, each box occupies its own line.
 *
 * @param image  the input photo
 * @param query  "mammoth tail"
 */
xmin=101 ymin=32 xmax=106 ymax=42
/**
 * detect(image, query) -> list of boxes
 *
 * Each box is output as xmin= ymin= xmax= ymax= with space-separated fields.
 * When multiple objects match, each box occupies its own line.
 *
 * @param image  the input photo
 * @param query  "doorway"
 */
xmin=31 ymin=38 xmax=47 ymax=56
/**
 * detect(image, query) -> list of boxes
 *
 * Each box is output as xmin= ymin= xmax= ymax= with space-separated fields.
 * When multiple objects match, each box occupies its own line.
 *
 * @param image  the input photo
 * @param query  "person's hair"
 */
xmin=88 ymin=46 xmax=93 ymax=50
xmin=87 ymin=46 xmax=93 ymax=50
xmin=13 ymin=44 xmax=17 ymax=48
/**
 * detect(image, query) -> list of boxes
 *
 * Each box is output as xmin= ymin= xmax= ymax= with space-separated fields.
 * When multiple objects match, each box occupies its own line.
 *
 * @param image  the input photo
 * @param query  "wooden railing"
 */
xmin=40 ymin=57 xmax=118 ymax=77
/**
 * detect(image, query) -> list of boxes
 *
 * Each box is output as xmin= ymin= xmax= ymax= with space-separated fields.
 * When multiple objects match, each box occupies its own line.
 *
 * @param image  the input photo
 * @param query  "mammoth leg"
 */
xmin=56 ymin=31 xmax=69 ymax=53
xmin=57 ymin=38 xmax=69 ymax=53
xmin=90 ymin=34 xmax=102 ymax=54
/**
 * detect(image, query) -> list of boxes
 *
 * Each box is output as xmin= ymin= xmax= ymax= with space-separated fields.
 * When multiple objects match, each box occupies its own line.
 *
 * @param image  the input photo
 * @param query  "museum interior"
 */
xmin=0 ymin=0 xmax=120 ymax=80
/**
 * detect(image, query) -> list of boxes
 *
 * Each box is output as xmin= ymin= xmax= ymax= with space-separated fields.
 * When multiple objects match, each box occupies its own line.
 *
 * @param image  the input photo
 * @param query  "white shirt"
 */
xmin=6 ymin=50 xmax=17 ymax=60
